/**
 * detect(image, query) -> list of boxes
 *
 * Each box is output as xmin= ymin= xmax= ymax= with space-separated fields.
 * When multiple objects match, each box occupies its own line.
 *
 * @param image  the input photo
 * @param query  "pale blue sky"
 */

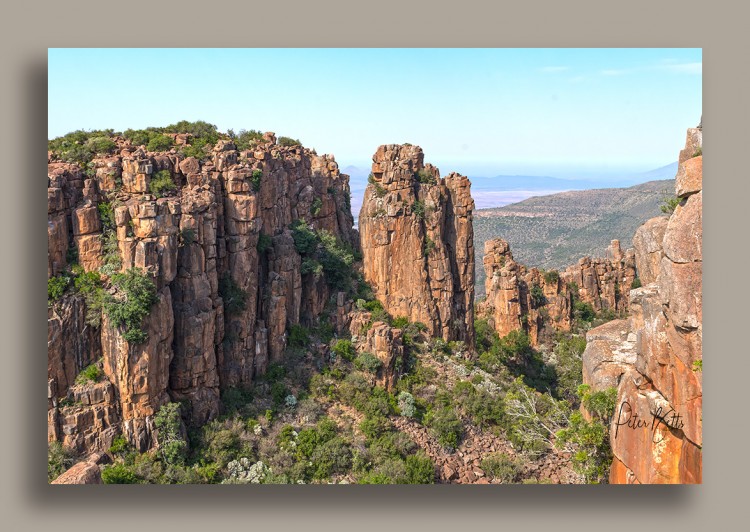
xmin=48 ymin=48 xmax=701 ymax=179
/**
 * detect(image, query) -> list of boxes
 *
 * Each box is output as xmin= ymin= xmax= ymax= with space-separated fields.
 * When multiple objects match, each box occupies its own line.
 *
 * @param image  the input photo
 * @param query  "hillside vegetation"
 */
xmin=474 ymin=180 xmax=673 ymax=297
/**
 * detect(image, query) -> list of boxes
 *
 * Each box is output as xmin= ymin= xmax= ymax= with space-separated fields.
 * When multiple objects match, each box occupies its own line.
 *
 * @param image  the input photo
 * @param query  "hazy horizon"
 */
xmin=49 ymin=48 xmax=701 ymax=188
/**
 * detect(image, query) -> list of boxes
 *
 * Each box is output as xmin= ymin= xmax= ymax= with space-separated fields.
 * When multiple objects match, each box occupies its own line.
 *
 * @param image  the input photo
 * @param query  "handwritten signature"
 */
xmin=614 ymin=400 xmax=684 ymax=443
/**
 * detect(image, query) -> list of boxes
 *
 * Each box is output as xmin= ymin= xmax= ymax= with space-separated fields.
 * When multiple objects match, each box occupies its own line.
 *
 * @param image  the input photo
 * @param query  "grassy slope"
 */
xmin=473 ymin=180 xmax=673 ymax=297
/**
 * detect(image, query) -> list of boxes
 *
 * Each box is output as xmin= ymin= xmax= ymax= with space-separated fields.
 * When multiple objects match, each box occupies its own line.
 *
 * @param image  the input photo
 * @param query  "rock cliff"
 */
xmin=582 ymin=127 xmax=702 ymax=483
xmin=358 ymin=144 xmax=475 ymax=345
xmin=479 ymin=238 xmax=636 ymax=345
xmin=48 ymin=131 xmax=357 ymax=453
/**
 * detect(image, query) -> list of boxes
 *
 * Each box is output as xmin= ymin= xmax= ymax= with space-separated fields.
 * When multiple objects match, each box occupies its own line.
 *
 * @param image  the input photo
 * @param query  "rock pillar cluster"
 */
xmin=479 ymin=238 xmax=636 ymax=345
xmin=48 ymin=133 xmax=357 ymax=453
xmin=358 ymin=144 xmax=475 ymax=345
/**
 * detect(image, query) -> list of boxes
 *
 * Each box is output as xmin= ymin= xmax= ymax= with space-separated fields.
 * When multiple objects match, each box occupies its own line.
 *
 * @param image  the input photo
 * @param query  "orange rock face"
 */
xmin=47 ymin=133 xmax=358 ymax=456
xmin=582 ymin=127 xmax=702 ymax=484
xmin=359 ymin=144 xmax=475 ymax=345
xmin=479 ymin=238 xmax=635 ymax=346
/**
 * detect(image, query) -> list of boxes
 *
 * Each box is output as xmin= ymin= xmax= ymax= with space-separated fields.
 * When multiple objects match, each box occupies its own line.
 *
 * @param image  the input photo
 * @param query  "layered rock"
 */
xmin=583 ymin=127 xmax=702 ymax=483
xmin=359 ymin=144 xmax=475 ymax=345
xmin=479 ymin=238 xmax=636 ymax=345
xmin=48 ymin=132 xmax=357 ymax=456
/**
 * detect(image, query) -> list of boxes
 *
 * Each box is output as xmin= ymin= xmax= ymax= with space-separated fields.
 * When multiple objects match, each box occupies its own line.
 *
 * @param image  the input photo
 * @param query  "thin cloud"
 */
xmin=661 ymin=62 xmax=702 ymax=74
xmin=599 ymin=62 xmax=702 ymax=77
xmin=539 ymin=66 xmax=569 ymax=73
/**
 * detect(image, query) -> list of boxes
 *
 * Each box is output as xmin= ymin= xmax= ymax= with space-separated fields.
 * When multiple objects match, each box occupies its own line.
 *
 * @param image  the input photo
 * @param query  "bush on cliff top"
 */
xmin=146 ymin=134 xmax=174 ymax=152
xmin=278 ymin=136 xmax=301 ymax=147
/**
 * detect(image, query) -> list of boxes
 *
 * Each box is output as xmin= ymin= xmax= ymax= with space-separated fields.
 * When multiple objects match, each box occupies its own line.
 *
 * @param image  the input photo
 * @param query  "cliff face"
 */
xmin=48 ymin=133 xmax=357 ymax=452
xmin=358 ymin=144 xmax=475 ymax=345
xmin=583 ymin=127 xmax=702 ymax=483
xmin=479 ymin=238 xmax=636 ymax=345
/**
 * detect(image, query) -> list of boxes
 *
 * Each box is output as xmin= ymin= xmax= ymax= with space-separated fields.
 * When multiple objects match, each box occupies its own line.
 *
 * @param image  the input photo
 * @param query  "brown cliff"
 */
xmin=358 ymin=144 xmax=475 ymax=345
xmin=583 ymin=127 xmax=702 ymax=484
xmin=479 ymin=237 xmax=636 ymax=345
xmin=48 ymin=131 xmax=357 ymax=453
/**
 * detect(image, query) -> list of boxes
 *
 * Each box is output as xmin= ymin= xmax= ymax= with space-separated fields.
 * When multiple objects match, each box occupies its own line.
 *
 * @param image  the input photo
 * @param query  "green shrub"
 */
xmin=102 ymin=463 xmax=140 ymax=484
xmin=301 ymin=258 xmax=323 ymax=277
xmin=693 ymin=146 xmax=702 ymax=157
xmin=221 ymin=386 xmax=254 ymax=415
xmin=219 ymin=273 xmax=247 ymax=315
xmin=573 ymin=300 xmax=596 ymax=323
xmin=660 ymin=196 xmax=681 ymax=214
xmin=287 ymin=324 xmax=310 ymax=349
xmin=180 ymin=144 xmax=209 ymax=160
xmin=578 ymin=385 xmax=617 ymax=422
xmin=554 ymin=335 xmax=587 ymax=402
xmin=180 ymin=228 xmax=196 ymax=247
xmin=123 ymin=127 xmax=164 ymax=147
xmin=149 ymin=169 xmax=176 ymax=198
xmin=412 ymin=200 xmax=425 ymax=219
xmin=543 ymin=270 xmax=560 ymax=285
xmin=308 ymin=437 xmax=351 ymax=480
xmin=503 ymin=377 xmax=571 ymax=456
xmin=278 ymin=136 xmax=301 ymax=147
xmin=331 ymin=339 xmax=356 ymax=362
xmin=397 ymin=391 xmax=416 ymax=418
xmin=257 ymin=232 xmax=272 ymax=254
xmin=390 ymin=316 xmax=409 ymax=329
xmin=48 ymin=275 xmax=70 ymax=302
xmin=481 ymin=453 xmax=522 ymax=483
xmin=75 ymin=362 xmax=102 ymax=385
xmin=290 ymin=220 xmax=318 ymax=254
xmin=109 ymin=435 xmax=129 ymax=455
xmin=86 ymin=136 xmax=117 ymax=155
xmin=251 ymin=169 xmax=262 ymax=192
xmin=48 ymin=442 xmax=74 ymax=481
xmin=311 ymin=197 xmax=323 ymax=216
xmin=48 ymin=129 xmax=119 ymax=167
xmin=103 ymin=268 xmax=158 ymax=344
xmin=423 ymin=235 xmax=435 ymax=256
xmin=405 ymin=452 xmax=435 ymax=483
xmin=555 ymin=411 xmax=611 ymax=483
xmin=631 ymin=277 xmax=642 ymax=289
xmin=530 ymin=283 xmax=546 ymax=307
xmin=368 ymin=173 xmax=386 ymax=197
xmin=354 ymin=352 xmax=382 ymax=373
xmin=146 ymin=135 xmax=174 ymax=152
xmin=693 ymin=360 xmax=703 ymax=372
xmin=415 ymin=169 xmax=436 ymax=185
xmin=230 ymin=129 xmax=265 ymax=151
xmin=154 ymin=402 xmax=187 ymax=466
xmin=424 ymin=407 xmax=462 ymax=450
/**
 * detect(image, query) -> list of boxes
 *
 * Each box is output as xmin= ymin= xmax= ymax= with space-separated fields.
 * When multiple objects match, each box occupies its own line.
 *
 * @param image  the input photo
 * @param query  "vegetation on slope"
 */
xmin=473 ymin=180 xmax=672 ymax=297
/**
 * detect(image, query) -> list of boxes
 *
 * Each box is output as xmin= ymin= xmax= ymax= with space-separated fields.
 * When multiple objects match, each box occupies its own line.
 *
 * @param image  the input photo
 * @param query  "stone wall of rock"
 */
xmin=359 ymin=144 xmax=475 ymax=345
xmin=479 ymin=238 xmax=636 ymax=345
xmin=47 ymin=132 xmax=357 ymax=454
xmin=583 ymin=127 xmax=702 ymax=484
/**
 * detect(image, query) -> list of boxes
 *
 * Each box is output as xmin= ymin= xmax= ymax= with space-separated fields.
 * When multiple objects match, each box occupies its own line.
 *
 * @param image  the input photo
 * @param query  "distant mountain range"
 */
xmin=343 ymin=162 xmax=678 ymax=216
xmin=473 ymin=179 xmax=674 ymax=297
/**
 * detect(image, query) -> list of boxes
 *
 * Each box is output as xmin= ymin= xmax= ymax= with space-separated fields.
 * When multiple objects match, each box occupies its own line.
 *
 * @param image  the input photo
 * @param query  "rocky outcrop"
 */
xmin=359 ymin=144 xmax=475 ymax=345
xmin=51 ymin=455 xmax=106 ymax=485
xmin=583 ymin=127 xmax=702 ymax=484
xmin=479 ymin=238 xmax=636 ymax=345
xmin=48 ymin=132 xmax=357 ymax=457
